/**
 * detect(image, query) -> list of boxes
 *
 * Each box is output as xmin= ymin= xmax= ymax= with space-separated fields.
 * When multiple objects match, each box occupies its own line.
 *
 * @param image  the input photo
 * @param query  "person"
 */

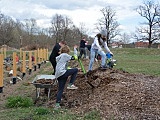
xmin=49 ymin=40 xmax=66 ymax=75
xmin=78 ymin=36 xmax=86 ymax=59
xmin=88 ymin=30 xmax=113 ymax=71
xmin=55 ymin=45 xmax=79 ymax=108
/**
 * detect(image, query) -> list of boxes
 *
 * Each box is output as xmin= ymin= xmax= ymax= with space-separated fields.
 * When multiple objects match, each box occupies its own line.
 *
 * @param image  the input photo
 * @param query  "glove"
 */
xmin=74 ymin=55 xmax=78 ymax=60
xmin=106 ymin=52 xmax=111 ymax=59
xmin=67 ymin=66 xmax=71 ymax=69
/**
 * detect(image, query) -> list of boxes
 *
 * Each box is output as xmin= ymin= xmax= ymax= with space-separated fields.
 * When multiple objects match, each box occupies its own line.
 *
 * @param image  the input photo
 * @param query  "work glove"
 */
xmin=73 ymin=55 xmax=78 ymax=60
xmin=67 ymin=66 xmax=71 ymax=69
xmin=106 ymin=52 xmax=111 ymax=59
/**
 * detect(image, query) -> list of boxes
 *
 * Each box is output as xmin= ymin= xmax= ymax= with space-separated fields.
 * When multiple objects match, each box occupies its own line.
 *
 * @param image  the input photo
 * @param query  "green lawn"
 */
xmin=112 ymin=48 xmax=160 ymax=76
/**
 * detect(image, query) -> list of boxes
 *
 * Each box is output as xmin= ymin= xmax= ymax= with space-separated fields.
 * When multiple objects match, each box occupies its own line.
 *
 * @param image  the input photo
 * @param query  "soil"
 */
xmin=0 ymin=59 xmax=160 ymax=120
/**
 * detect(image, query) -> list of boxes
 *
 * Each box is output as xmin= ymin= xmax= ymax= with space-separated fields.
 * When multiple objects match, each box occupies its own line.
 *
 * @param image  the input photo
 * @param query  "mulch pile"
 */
xmin=44 ymin=60 xmax=160 ymax=119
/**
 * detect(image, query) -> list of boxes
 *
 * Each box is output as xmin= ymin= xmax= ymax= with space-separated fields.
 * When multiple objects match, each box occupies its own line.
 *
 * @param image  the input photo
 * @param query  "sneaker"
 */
xmin=100 ymin=65 xmax=108 ymax=69
xmin=54 ymin=103 xmax=61 ymax=109
xmin=67 ymin=84 xmax=78 ymax=90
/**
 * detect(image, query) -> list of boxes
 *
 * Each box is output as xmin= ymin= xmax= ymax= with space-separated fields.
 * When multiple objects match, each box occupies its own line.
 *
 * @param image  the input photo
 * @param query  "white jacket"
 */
xmin=91 ymin=37 xmax=111 ymax=53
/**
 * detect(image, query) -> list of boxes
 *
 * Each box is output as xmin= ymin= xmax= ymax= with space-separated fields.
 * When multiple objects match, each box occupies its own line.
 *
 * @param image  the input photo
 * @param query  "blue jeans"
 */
xmin=88 ymin=48 xmax=106 ymax=70
xmin=56 ymin=68 xmax=78 ymax=103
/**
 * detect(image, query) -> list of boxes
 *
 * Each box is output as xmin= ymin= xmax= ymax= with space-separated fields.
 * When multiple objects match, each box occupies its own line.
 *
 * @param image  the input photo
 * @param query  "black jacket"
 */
xmin=49 ymin=43 xmax=61 ymax=62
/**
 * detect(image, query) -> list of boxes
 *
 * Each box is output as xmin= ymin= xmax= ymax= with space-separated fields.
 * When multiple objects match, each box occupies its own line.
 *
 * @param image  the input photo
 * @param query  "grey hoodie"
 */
xmin=55 ymin=53 xmax=72 ymax=78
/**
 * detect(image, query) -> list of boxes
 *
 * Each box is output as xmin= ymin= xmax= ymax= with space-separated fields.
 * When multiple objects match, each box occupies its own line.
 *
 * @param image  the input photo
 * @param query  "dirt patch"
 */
xmin=0 ymin=59 xmax=160 ymax=119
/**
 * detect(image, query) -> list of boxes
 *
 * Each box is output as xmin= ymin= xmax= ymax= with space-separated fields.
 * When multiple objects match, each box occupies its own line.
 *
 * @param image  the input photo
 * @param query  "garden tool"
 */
xmin=78 ymin=59 xmax=95 ymax=89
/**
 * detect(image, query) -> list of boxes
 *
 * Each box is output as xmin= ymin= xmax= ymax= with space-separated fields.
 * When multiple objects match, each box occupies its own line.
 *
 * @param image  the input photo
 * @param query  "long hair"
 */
xmin=96 ymin=33 xmax=102 ymax=45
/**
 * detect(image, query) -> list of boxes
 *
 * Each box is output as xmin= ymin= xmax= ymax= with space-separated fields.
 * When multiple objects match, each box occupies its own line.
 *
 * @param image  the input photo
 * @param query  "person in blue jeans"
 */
xmin=55 ymin=45 xmax=78 ymax=108
xmin=88 ymin=30 xmax=113 ymax=71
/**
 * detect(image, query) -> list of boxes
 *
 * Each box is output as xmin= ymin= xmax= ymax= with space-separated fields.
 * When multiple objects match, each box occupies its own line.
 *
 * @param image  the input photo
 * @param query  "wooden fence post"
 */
xmin=37 ymin=48 xmax=41 ymax=69
xmin=46 ymin=49 xmax=49 ymax=61
xmin=22 ymin=51 xmax=26 ymax=78
xmin=0 ymin=54 xmax=4 ymax=93
xmin=29 ymin=51 xmax=32 ymax=75
xmin=12 ymin=52 xmax=17 ymax=84
xmin=34 ymin=50 xmax=37 ymax=71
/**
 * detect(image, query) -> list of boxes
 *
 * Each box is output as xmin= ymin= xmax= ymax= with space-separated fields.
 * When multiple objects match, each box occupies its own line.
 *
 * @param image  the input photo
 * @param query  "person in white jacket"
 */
xmin=88 ymin=30 xmax=113 ymax=71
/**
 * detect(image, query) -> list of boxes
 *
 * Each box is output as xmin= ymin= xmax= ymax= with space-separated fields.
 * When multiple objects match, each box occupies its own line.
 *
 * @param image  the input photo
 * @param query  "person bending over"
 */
xmin=88 ymin=30 xmax=113 ymax=71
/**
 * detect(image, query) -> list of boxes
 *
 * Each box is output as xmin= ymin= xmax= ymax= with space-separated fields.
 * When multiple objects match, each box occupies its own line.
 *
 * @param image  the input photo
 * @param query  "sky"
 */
xmin=0 ymin=0 xmax=156 ymax=37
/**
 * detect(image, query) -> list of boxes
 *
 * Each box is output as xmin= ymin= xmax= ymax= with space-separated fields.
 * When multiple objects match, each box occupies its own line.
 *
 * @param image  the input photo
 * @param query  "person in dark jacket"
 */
xmin=49 ymin=40 xmax=66 ymax=75
xmin=78 ymin=36 xmax=86 ymax=59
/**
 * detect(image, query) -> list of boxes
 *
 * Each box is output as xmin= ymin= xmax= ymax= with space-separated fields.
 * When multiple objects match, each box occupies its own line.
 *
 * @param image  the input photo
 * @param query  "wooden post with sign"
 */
xmin=12 ymin=52 xmax=17 ymax=84
xmin=0 ymin=54 xmax=4 ymax=93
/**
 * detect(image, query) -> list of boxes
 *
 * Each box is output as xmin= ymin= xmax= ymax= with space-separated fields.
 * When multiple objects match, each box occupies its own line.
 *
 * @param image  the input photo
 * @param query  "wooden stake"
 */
xmin=0 ymin=54 xmax=4 ymax=87
xmin=29 ymin=51 xmax=32 ymax=69
xmin=34 ymin=50 xmax=37 ymax=65
xmin=22 ymin=51 xmax=26 ymax=73
xmin=13 ymin=52 xmax=17 ymax=77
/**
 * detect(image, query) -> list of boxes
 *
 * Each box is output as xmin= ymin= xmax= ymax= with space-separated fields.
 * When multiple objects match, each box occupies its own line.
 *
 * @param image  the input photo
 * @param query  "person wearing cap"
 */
xmin=49 ymin=40 xmax=66 ymax=75
xmin=88 ymin=30 xmax=113 ymax=71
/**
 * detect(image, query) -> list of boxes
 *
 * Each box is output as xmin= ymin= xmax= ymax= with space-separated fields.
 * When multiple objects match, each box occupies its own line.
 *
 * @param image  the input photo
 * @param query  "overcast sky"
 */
xmin=0 ymin=0 xmax=157 ymax=37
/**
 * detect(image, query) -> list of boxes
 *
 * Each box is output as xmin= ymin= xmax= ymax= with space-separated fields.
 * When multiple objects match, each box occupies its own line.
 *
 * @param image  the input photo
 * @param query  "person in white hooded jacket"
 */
xmin=88 ymin=30 xmax=113 ymax=71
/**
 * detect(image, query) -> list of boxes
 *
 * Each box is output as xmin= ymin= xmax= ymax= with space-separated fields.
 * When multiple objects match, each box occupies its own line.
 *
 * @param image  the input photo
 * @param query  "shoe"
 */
xmin=54 ymin=103 xmax=61 ymax=109
xmin=67 ymin=84 xmax=78 ymax=90
xmin=100 ymin=65 xmax=108 ymax=69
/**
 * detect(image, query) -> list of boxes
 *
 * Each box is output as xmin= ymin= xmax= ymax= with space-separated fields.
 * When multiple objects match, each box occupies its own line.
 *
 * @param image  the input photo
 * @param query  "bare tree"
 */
xmin=96 ymin=6 xmax=120 ymax=45
xmin=136 ymin=1 xmax=160 ymax=48
xmin=0 ymin=13 xmax=15 ymax=46
xmin=79 ymin=22 xmax=88 ymax=38
xmin=120 ymin=33 xmax=130 ymax=44
xmin=23 ymin=18 xmax=38 ymax=45
xmin=50 ymin=14 xmax=73 ymax=43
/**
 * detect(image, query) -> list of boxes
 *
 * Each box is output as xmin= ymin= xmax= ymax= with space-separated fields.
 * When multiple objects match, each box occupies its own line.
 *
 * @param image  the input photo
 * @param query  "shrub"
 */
xmin=5 ymin=96 xmax=34 ymax=108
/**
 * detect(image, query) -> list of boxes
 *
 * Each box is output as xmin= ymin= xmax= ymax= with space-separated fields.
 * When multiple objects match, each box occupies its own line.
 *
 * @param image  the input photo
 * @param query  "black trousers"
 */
xmin=50 ymin=60 xmax=56 ymax=75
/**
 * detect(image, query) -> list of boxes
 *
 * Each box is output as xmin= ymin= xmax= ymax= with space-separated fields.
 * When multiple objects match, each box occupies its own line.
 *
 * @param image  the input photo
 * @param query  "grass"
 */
xmin=112 ymin=48 xmax=160 ymax=76
xmin=0 ymin=107 xmax=101 ymax=120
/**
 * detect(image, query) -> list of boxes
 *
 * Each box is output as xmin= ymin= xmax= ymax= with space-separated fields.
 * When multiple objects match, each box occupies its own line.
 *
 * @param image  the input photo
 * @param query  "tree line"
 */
xmin=0 ymin=0 xmax=160 ymax=49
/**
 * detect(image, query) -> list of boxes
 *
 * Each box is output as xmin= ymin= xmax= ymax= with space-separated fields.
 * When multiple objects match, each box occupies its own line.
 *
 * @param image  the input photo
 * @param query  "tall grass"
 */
xmin=112 ymin=48 xmax=160 ymax=76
